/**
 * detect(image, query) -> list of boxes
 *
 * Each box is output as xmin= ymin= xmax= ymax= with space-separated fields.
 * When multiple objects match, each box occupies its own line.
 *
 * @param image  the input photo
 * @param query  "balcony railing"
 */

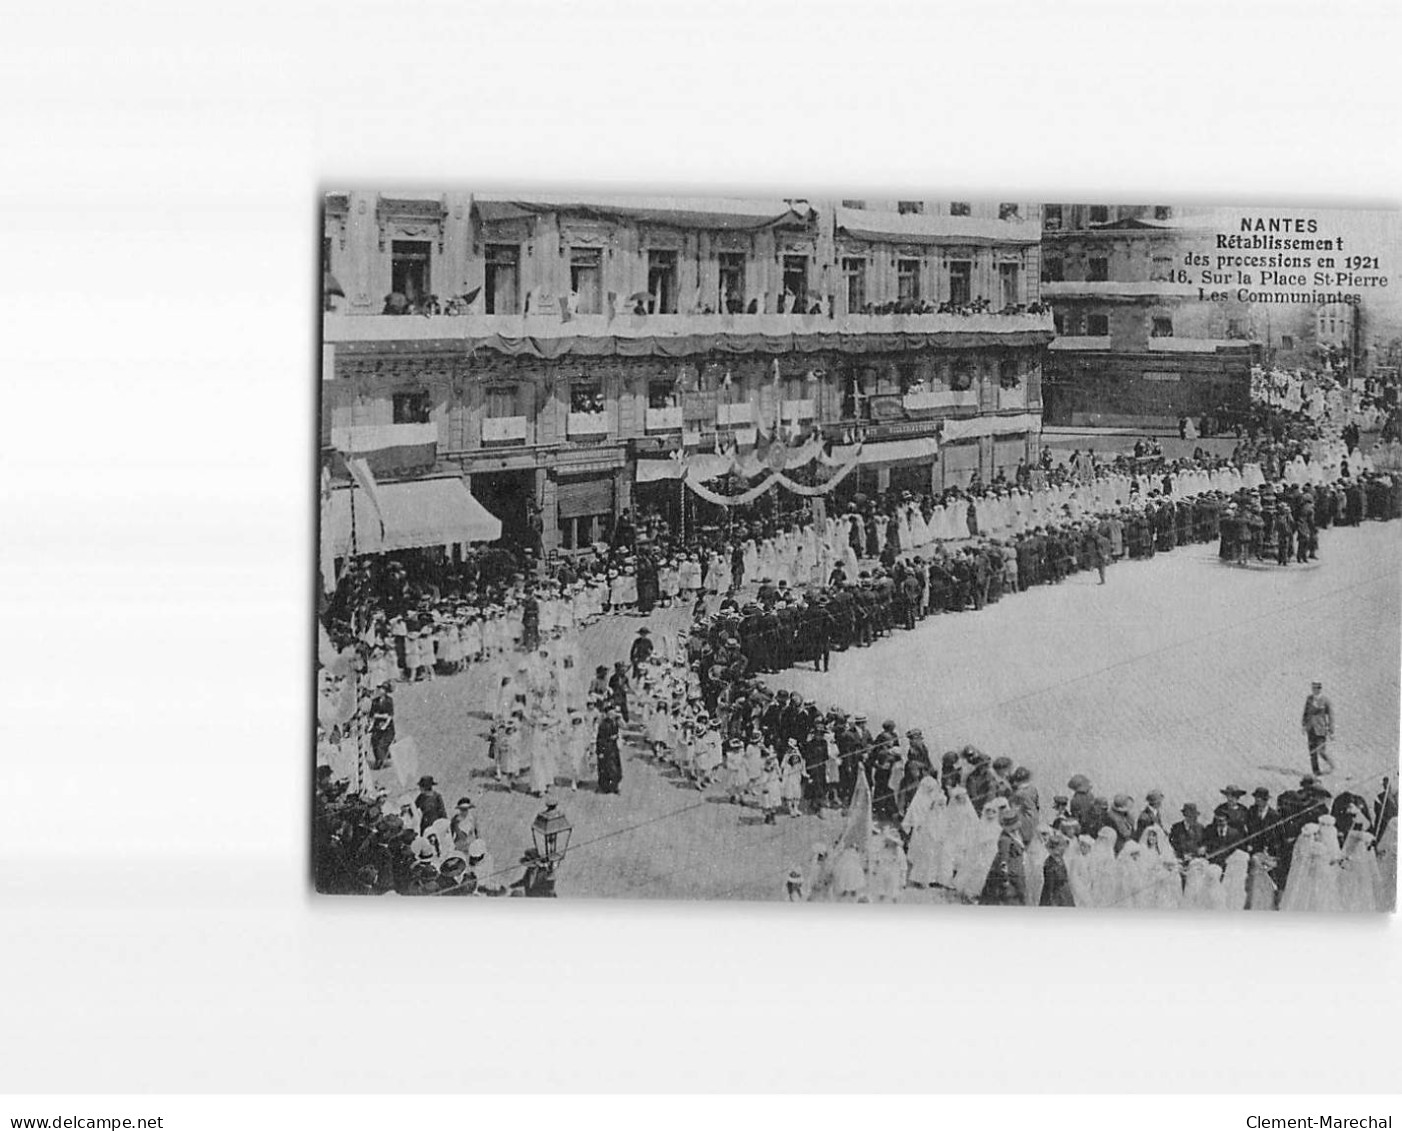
xmin=998 ymin=384 xmax=1028 ymax=410
xmin=566 ymin=412 xmax=610 ymax=438
xmin=324 ymin=309 xmax=1055 ymax=344
xmin=645 ymin=406 xmax=684 ymax=432
xmin=481 ymin=416 xmax=528 ymax=443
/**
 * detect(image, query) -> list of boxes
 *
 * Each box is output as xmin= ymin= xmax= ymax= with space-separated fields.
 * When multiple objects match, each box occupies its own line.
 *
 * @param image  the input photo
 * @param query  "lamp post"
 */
xmin=531 ymin=798 xmax=574 ymax=869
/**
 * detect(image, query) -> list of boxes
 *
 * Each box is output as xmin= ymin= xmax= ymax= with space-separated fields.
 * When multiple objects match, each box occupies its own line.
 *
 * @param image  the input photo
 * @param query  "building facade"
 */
xmin=321 ymin=191 xmax=1052 ymax=558
xmin=1040 ymin=204 xmax=1255 ymax=427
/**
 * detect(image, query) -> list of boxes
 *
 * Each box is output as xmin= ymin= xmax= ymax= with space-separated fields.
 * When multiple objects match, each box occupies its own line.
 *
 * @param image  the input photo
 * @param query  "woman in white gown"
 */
xmin=953 ymin=801 xmax=1006 ymax=901
xmin=1087 ymin=827 xmax=1121 ymax=908
xmin=1220 ymin=850 xmax=1250 ymax=911
xmin=903 ymin=778 xmax=947 ymax=888
xmin=1066 ymin=835 xmax=1098 ymax=908
xmin=938 ymin=786 xmax=979 ymax=889
xmin=1337 ymin=829 xmax=1381 ymax=913
xmin=1279 ymin=823 xmax=1320 ymax=912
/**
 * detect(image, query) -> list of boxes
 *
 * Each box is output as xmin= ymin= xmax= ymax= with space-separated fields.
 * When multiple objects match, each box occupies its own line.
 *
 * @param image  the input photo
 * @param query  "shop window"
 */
xmin=1227 ymin=319 xmax=1243 ymax=338
xmin=1043 ymin=205 xmax=1063 ymax=231
xmin=948 ymin=260 xmax=972 ymax=306
xmin=1154 ymin=205 xmax=1171 ymax=220
xmin=897 ymin=363 xmax=920 ymax=394
xmin=1151 ymin=316 xmax=1174 ymax=338
xmin=950 ymin=360 xmax=975 ymax=391
xmin=484 ymin=244 xmax=519 ymax=314
xmin=949 ymin=202 xmax=971 ymax=217
xmin=570 ymin=377 xmax=605 ymax=414
xmin=392 ymin=391 xmax=432 ymax=424
xmin=1086 ymin=313 xmax=1110 ymax=337
xmin=842 ymin=257 xmax=866 ymax=312
xmin=390 ymin=240 xmax=431 ymax=305
xmin=999 ymin=358 xmax=1020 ymax=388
xmin=1088 ymin=257 xmax=1109 ymax=282
xmin=897 ymin=259 xmax=921 ymax=304
xmin=897 ymin=200 xmax=924 ymax=215
xmin=782 ymin=255 xmax=809 ymax=310
xmin=998 ymin=202 xmax=1021 ymax=220
xmin=569 ymin=248 xmax=602 ymax=314
xmin=1089 ymin=205 xmax=1110 ymax=224
xmin=1151 ymin=256 xmax=1173 ymax=282
xmin=1281 ymin=335 xmax=1295 ymax=350
xmin=717 ymin=252 xmax=746 ymax=313
xmin=1042 ymin=256 xmax=1064 ymax=283
xmin=647 ymin=250 xmax=678 ymax=313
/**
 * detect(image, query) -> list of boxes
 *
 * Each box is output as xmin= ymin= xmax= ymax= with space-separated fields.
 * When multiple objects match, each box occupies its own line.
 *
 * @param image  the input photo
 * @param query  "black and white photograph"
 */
xmin=315 ymin=194 xmax=1400 ymax=911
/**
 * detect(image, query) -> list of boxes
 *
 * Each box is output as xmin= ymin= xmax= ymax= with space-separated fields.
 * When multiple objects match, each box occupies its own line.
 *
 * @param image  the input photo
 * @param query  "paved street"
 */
xmin=383 ymin=520 xmax=1400 ymax=902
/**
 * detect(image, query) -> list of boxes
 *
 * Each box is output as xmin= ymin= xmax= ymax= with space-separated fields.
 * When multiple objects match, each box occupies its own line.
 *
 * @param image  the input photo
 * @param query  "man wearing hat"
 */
xmin=1106 ymin=795 xmax=1136 ymax=853
xmin=1243 ymin=787 xmax=1281 ymax=859
xmin=1301 ymin=680 xmax=1336 ymax=776
xmin=1169 ymin=802 xmax=1205 ymax=860
xmin=980 ymin=807 xmax=1028 ymax=906
xmin=1218 ymin=786 xmax=1249 ymax=835
xmin=964 ymin=750 xmax=998 ymax=816
xmin=415 ymin=776 xmax=447 ymax=832
xmin=1135 ymin=789 xmax=1166 ymax=839
xmin=629 ymin=626 xmax=654 ymax=679
xmin=1201 ymin=804 xmax=1241 ymax=864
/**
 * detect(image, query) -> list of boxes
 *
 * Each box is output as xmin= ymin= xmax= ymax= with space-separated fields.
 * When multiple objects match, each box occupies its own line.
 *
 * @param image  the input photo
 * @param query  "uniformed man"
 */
xmin=979 ymin=808 xmax=1028 ymax=906
xmin=1301 ymin=680 xmax=1335 ymax=775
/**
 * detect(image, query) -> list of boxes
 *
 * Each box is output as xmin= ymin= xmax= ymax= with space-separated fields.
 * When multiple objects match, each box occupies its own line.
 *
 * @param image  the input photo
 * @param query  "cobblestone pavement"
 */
xmin=381 ymin=521 xmax=1400 ymax=903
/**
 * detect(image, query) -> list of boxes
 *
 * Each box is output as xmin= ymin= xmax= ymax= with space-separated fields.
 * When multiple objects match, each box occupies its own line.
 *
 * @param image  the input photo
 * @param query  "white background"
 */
xmin=1 ymin=0 xmax=1399 ymax=1095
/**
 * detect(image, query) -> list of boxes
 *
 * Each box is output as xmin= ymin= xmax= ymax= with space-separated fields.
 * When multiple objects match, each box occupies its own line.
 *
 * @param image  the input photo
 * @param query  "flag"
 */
xmin=346 ymin=456 xmax=387 ymax=539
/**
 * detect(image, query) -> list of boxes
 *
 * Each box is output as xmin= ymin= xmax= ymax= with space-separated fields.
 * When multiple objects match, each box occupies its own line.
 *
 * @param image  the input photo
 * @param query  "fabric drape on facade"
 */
xmin=423 ymin=328 xmax=1052 ymax=361
xmin=940 ymin=412 xmax=1040 ymax=442
xmin=327 ymin=477 xmax=502 ymax=556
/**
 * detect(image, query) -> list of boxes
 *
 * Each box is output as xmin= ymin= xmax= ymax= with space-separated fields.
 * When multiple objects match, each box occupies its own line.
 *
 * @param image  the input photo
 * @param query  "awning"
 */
xmin=474 ymin=192 xmax=811 ymax=231
xmin=327 ymin=477 xmax=501 ymax=557
xmin=835 ymin=207 xmax=1040 ymax=247
xmin=831 ymin=435 xmax=941 ymax=467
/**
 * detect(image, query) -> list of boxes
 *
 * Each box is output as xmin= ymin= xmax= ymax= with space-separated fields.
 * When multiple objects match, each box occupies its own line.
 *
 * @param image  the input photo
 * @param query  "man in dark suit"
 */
xmin=1169 ymin=802 xmax=1206 ymax=860
xmin=1243 ymin=786 xmax=1281 ymax=858
xmin=1201 ymin=805 xmax=1242 ymax=864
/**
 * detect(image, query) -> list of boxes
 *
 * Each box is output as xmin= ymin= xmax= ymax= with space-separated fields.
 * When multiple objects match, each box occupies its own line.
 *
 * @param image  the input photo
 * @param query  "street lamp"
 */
xmin=531 ymin=798 xmax=573 ymax=866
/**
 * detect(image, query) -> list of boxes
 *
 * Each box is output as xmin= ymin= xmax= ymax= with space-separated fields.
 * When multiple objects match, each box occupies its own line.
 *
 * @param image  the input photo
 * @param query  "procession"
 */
xmin=315 ymin=191 xmax=1401 ymax=910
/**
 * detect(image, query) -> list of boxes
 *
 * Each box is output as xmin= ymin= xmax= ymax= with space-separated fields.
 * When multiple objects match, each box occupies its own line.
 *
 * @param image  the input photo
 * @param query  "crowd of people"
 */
xmin=315 ymin=369 xmax=1400 ymax=902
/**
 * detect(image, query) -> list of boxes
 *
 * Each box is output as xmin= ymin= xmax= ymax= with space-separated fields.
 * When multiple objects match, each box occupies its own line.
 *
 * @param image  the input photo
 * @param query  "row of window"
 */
xmin=1043 ymin=205 xmax=1172 ymax=230
xmin=1041 ymin=255 xmax=1177 ymax=284
xmin=1052 ymin=313 xmax=1180 ymax=338
xmin=840 ymin=201 xmax=1023 ymax=219
xmin=391 ymin=361 xmax=1030 ymax=425
xmin=365 ymin=240 xmax=1025 ymax=315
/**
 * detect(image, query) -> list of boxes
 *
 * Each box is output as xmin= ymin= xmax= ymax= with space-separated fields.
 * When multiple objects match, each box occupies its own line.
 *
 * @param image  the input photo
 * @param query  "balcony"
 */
xmin=481 ymin=416 xmax=528 ymax=443
xmin=329 ymin=421 xmax=438 ymax=453
xmin=323 ymin=310 xmax=1055 ymax=352
xmin=645 ymin=406 xmax=684 ymax=432
xmin=902 ymin=389 xmax=978 ymax=412
xmin=1147 ymin=337 xmax=1252 ymax=353
xmin=566 ymin=412 xmax=609 ymax=439
xmin=1049 ymin=336 xmax=1115 ymax=352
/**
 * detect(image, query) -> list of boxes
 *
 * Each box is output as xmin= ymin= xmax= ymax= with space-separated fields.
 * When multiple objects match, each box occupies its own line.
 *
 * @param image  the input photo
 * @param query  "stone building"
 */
xmin=321 ymin=191 xmax=1052 ymax=561
xmin=1040 ymin=204 xmax=1255 ymax=428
